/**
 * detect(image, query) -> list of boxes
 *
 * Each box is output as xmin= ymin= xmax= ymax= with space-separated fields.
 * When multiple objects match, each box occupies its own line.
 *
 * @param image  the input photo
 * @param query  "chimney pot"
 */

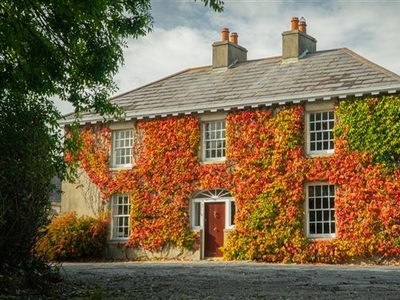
xmin=291 ymin=17 xmax=299 ymax=30
xmin=221 ymin=28 xmax=229 ymax=41
xmin=299 ymin=17 xmax=307 ymax=34
xmin=230 ymin=32 xmax=238 ymax=44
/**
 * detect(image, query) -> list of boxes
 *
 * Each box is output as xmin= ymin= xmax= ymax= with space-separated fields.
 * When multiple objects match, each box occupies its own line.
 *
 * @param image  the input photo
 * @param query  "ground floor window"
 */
xmin=110 ymin=194 xmax=131 ymax=240
xmin=306 ymin=183 xmax=336 ymax=238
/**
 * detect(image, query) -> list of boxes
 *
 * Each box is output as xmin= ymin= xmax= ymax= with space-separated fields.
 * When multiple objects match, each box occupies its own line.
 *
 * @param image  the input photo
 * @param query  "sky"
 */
xmin=56 ymin=0 xmax=400 ymax=115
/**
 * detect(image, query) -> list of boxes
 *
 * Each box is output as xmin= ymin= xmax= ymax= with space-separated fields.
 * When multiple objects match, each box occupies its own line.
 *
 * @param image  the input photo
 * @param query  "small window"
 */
xmin=193 ymin=202 xmax=202 ymax=227
xmin=228 ymin=200 xmax=236 ymax=227
xmin=110 ymin=194 xmax=131 ymax=239
xmin=202 ymin=121 xmax=226 ymax=161
xmin=307 ymin=184 xmax=335 ymax=239
xmin=307 ymin=111 xmax=334 ymax=155
xmin=112 ymin=130 xmax=133 ymax=168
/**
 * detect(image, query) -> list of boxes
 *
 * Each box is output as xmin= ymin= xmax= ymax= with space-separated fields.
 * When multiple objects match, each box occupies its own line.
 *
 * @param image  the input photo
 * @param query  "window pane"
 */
xmin=323 ymin=198 xmax=329 ymax=209
xmin=316 ymin=223 xmax=322 ymax=234
xmin=310 ymin=223 xmax=315 ymax=234
xmin=194 ymin=202 xmax=201 ymax=227
xmin=308 ymin=198 xmax=314 ymax=210
xmin=310 ymin=132 xmax=316 ymax=142
xmin=315 ymin=186 xmax=322 ymax=196
xmin=309 ymin=186 xmax=314 ymax=197
xmin=323 ymin=222 xmax=330 ymax=234
xmin=316 ymin=211 xmax=322 ymax=221
xmin=230 ymin=201 xmax=236 ymax=226
xmin=316 ymin=199 xmax=321 ymax=209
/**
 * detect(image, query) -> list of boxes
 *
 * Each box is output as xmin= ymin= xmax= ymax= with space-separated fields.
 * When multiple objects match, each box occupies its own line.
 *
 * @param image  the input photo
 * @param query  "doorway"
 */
xmin=191 ymin=189 xmax=235 ymax=259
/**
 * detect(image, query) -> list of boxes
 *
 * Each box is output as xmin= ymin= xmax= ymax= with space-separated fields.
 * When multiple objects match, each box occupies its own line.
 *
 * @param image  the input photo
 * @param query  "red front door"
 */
xmin=204 ymin=202 xmax=225 ymax=257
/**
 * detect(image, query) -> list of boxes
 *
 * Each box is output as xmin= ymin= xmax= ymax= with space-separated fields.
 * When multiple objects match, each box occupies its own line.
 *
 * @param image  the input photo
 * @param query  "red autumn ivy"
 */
xmin=71 ymin=95 xmax=400 ymax=263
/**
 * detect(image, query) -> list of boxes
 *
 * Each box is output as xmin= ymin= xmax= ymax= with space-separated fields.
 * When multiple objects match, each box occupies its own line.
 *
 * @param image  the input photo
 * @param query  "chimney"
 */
xmin=282 ymin=17 xmax=317 ymax=61
xmin=212 ymin=28 xmax=247 ymax=69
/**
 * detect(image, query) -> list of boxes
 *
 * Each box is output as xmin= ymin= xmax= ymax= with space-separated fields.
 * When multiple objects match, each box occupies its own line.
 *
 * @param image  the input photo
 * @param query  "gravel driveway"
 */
xmin=60 ymin=261 xmax=400 ymax=299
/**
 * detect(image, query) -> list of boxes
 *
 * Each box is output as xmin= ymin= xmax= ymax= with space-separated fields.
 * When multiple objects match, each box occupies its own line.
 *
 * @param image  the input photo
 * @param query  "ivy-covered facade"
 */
xmin=62 ymin=18 xmax=400 ymax=262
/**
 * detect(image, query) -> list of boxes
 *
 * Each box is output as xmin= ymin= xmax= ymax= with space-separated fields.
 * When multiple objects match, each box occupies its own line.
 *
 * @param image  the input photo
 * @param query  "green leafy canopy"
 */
xmin=0 ymin=0 xmax=154 ymax=116
xmin=334 ymin=96 xmax=400 ymax=169
xmin=0 ymin=0 xmax=223 ymax=285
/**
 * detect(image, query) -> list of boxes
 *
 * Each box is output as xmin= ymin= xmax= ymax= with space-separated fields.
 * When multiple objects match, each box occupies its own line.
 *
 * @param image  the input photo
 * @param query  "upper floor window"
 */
xmin=306 ymin=183 xmax=336 ymax=239
xmin=307 ymin=111 xmax=334 ymax=155
xmin=202 ymin=120 xmax=226 ymax=161
xmin=112 ymin=130 xmax=133 ymax=168
xmin=110 ymin=194 xmax=131 ymax=240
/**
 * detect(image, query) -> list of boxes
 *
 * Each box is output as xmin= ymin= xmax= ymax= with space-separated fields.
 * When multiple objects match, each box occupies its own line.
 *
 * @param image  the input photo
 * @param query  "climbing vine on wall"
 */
xmin=334 ymin=95 xmax=400 ymax=169
xmin=224 ymin=106 xmax=309 ymax=262
xmin=72 ymin=95 xmax=400 ymax=262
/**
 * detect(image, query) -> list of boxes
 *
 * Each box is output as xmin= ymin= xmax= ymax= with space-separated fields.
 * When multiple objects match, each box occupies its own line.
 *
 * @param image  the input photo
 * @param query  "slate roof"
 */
xmin=61 ymin=47 xmax=400 ymax=124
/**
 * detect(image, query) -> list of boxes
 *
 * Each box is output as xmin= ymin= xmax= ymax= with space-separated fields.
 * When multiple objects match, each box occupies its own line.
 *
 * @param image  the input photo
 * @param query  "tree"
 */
xmin=0 ymin=0 xmax=224 ymax=294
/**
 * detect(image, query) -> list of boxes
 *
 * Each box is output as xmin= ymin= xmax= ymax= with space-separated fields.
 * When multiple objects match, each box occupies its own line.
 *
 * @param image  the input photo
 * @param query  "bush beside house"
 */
xmin=35 ymin=212 xmax=109 ymax=261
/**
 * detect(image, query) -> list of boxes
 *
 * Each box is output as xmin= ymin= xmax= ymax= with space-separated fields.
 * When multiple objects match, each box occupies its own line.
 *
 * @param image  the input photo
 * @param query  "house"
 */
xmin=61 ymin=18 xmax=400 ymax=262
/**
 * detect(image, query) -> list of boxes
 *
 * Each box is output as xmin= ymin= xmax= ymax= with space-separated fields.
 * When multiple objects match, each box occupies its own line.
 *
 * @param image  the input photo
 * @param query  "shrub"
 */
xmin=35 ymin=212 xmax=109 ymax=261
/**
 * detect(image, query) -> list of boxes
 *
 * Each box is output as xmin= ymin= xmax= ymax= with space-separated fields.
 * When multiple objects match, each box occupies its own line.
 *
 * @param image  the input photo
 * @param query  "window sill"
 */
xmin=307 ymin=151 xmax=334 ymax=158
xmin=307 ymin=235 xmax=336 ymax=240
xmin=200 ymin=159 xmax=226 ymax=165
xmin=109 ymin=238 xmax=129 ymax=243
xmin=191 ymin=227 xmax=202 ymax=231
xmin=224 ymin=226 xmax=235 ymax=231
xmin=109 ymin=165 xmax=134 ymax=171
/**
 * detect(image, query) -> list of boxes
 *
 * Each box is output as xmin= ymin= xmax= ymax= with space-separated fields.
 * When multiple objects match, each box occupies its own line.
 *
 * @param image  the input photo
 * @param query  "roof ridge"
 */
xmin=341 ymin=47 xmax=400 ymax=82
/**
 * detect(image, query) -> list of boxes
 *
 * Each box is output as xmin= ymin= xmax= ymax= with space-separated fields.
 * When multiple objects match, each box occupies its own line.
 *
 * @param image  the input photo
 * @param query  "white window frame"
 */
xmin=112 ymin=129 xmax=133 ymax=168
xmin=306 ymin=183 xmax=336 ymax=239
xmin=202 ymin=120 xmax=226 ymax=162
xmin=306 ymin=111 xmax=335 ymax=155
xmin=191 ymin=189 xmax=235 ymax=230
xmin=110 ymin=194 xmax=131 ymax=240
xmin=227 ymin=198 xmax=236 ymax=228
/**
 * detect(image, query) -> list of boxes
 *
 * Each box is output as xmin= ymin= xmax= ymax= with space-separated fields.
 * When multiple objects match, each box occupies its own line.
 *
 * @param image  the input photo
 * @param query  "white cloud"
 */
xmin=114 ymin=26 xmax=214 ymax=95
